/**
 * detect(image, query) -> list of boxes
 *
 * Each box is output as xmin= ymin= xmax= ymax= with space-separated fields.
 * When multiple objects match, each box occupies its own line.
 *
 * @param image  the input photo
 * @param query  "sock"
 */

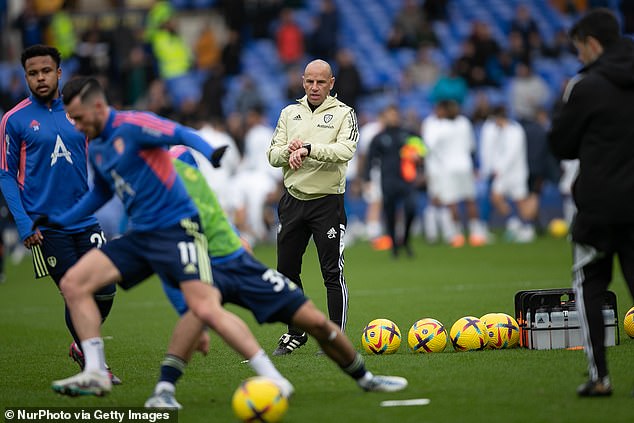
xmin=248 ymin=349 xmax=284 ymax=381
xmin=342 ymin=352 xmax=370 ymax=381
xmin=81 ymin=337 xmax=106 ymax=372
xmin=423 ymin=206 xmax=438 ymax=242
xmin=158 ymin=354 xmax=186 ymax=386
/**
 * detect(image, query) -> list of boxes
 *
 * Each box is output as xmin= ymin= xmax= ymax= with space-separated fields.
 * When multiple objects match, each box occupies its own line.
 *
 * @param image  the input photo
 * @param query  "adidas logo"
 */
xmin=327 ymin=227 xmax=337 ymax=239
xmin=183 ymin=263 xmax=198 ymax=274
xmin=293 ymin=114 xmax=302 ymax=120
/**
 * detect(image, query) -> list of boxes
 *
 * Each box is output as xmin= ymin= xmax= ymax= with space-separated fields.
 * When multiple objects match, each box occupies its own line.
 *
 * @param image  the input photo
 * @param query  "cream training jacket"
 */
xmin=268 ymin=95 xmax=359 ymax=201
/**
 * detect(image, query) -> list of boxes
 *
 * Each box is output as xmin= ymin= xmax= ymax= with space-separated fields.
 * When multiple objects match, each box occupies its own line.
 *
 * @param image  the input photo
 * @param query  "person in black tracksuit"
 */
xmin=548 ymin=8 xmax=634 ymax=397
xmin=364 ymin=105 xmax=424 ymax=258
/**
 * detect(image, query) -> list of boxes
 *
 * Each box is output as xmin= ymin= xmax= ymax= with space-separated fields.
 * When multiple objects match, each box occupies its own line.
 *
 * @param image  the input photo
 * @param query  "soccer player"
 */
xmin=0 ymin=45 xmax=119 ymax=382
xmin=144 ymin=149 xmax=407 ymax=408
xmin=40 ymin=77 xmax=291 ymax=399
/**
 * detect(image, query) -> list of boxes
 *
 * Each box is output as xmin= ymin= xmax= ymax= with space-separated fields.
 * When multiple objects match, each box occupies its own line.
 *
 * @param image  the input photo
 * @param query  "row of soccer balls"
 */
xmin=361 ymin=313 xmax=520 ymax=354
xmin=362 ymin=305 xmax=634 ymax=355
xmin=231 ymin=307 xmax=634 ymax=423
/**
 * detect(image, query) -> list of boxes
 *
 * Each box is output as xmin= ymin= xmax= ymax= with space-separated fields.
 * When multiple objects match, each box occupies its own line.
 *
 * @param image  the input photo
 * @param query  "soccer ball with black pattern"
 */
xmin=480 ymin=313 xmax=511 ymax=349
xmin=361 ymin=318 xmax=401 ymax=354
xmin=450 ymin=316 xmax=489 ymax=351
xmin=408 ymin=318 xmax=448 ymax=353
xmin=624 ymin=306 xmax=634 ymax=338
xmin=232 ymin=377 xmax=288 ymax=423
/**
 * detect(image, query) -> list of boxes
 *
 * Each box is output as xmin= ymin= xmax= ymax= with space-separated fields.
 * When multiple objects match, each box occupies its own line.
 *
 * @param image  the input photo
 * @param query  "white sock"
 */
xmin=439 ymin=208 xmax=456 ymax=242
xmin=248 ymin=349 xmax=284 ymax=381
xmin=81 ymin=337 xmax=107 ymax=373
xmin=423 ymin=206 xmax=438 ymax=242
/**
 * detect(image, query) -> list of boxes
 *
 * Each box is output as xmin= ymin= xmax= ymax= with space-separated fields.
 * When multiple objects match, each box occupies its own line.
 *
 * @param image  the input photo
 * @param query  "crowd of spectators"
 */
xmin=1 ymin=0 xmax=633 ymax=248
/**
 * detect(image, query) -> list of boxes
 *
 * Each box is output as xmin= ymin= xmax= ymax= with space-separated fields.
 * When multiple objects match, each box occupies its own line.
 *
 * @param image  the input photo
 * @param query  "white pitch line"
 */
xmin=380 ymin=398 xmax=431 ymax=407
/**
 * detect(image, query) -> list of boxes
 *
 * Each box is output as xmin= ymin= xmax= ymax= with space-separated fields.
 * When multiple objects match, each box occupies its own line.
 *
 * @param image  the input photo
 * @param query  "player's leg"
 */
xmin=179 ymin=282 xmax=293 ymax=396
xmin=290 ymin=301 xmax=408 ymax=392
xmin=401 ymin=188 xmax=418 ymax=255
xmin=572 ymin=242 xmax=613 ymax=396
xmin=53 ymin=248 xmax=122 ymax=397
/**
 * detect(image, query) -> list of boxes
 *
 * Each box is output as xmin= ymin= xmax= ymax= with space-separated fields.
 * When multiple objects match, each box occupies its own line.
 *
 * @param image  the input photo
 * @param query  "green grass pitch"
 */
xmin=1 ymin=235 xmax=632 ymax=422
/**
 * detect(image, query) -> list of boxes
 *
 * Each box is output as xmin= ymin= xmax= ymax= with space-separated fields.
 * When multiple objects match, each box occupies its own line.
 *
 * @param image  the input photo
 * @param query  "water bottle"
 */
xmin=533 ymin=308 xmax=550 ymax=350
xmin=566 ymin=308 xmax=582 ymax=348
xmin=526 ymin=310 xmax=532 ymax=349
xmin=550 ymin=307 xmax=566 ymax=349
xmin=602 ymin=305 xmax=616 ymax=347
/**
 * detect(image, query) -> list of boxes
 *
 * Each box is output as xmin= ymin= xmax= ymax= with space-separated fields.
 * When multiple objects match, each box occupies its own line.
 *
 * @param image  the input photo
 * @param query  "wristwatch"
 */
xmin=302 ymin=143 xmax=311 ymax=156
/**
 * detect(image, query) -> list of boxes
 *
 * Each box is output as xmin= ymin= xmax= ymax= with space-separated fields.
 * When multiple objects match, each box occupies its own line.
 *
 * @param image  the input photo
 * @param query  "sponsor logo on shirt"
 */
xmin=114 ymin=137 xmax=125 ymax=155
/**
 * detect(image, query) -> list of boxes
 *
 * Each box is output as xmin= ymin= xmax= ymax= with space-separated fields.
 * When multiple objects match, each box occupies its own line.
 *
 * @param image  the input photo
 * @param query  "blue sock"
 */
xmin=159 ymin=354 xmax=186 ymax=385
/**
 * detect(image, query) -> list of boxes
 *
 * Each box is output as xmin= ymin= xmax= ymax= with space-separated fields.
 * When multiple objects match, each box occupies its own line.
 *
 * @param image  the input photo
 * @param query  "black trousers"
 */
xmin=276 ymin=191 xmax=348 ymax=332
xmin=571 ymin=221 xmax=634 ymax=381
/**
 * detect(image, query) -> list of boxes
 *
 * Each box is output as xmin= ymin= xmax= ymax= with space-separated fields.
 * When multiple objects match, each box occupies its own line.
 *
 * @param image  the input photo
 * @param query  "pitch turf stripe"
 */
xmin=380 ymin=399 xmax=430 ymax=407
xmin=31 ymin=245 xmax=49 ymax=278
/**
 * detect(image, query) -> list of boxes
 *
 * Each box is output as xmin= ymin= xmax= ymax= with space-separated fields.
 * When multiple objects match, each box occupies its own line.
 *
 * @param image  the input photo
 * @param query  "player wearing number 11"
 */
xmin=42 ymin=76 xmax=284 ymax=398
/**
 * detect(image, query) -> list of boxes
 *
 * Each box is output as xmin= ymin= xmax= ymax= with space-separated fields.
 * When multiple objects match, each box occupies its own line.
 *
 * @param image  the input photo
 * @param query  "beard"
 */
xmin=32 ymin=82 xmax=59 ymax=104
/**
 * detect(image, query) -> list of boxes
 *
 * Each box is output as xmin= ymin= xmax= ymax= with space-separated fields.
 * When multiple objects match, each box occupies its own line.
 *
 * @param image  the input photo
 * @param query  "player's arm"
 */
xmin=37 ymin=172 xmax=113 ymax=229
xmin=311 ymin=108 xmax=359 ymax=163
xmin=267 ymin=108 xmax=291 ymax=168
xmin=548 ymin=76 xmax=590 ymax=160
xmin=0 ymin=121 xmax=36 ymax=241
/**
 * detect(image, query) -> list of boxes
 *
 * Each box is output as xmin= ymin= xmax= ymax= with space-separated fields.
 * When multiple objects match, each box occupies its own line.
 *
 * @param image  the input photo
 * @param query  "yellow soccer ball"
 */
xmin=548 ymin=218 xmax=568 ymax=238
xmin=232 ymin=377 xmax=288 ymax=423
xmin=408 ymin=318 xmax=448 ymax=353
xmin=480 ymin=313 xmax=512 ymax=349
xmin=498 ymin=313 xmax=520 ymax=348
xmin=361 ymin=318 xmax=401 ymax=354
xmin=624 ymin=306 xmax=634 ymax=338
xmin=450 ymin=316 xmax=489 ymax=351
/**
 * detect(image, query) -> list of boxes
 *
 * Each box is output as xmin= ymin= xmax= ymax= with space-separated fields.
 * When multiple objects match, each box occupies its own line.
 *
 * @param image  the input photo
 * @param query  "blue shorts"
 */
xmin=103 ymin=217 xmax=212 ymax=290
xmin=212 ymin=251 xmax=307 ymax=324
xmin=33 ymin=224 xmax=115 ymax=299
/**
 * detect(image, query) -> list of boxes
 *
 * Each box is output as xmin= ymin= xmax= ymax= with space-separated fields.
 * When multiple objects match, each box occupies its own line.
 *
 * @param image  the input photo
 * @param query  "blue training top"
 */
xmin=54 ymin=109 xmax=215 ymax=231
xmin=0 ymin=94 xmax=98 ymax=240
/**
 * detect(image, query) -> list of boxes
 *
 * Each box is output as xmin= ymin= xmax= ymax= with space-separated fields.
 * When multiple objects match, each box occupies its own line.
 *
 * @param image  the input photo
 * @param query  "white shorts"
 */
xmin=492 ymin=175 xmax=528 ymax=201
xmin=429 ymin=171 xmax=476 ymax=205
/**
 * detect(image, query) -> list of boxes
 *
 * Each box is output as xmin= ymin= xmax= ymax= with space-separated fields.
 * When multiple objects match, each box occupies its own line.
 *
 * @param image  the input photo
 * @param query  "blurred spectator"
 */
xmin=537 ymin=29 xmax=574 ymax=58
xmin=509 ymin=61 xmax=550 ymax=121
xmin=150 ymin=15 xmax=191 ymax=81
xmin=454 ymin=39 xmax=494 ymax=87
xmin=200 ymin=65 xmax=226 ymax=119
xmin=46 ymin=0 xmax=77 ymax=60
xmin=143 ymin=0 xmax=174 ymax=44
xmin=0 ymin=72 xmax=26 ymax=113
xmin=431 ymin=61 xmax=469 ymax=105
xmin=121 ymin=45 xmax=155 ymax=107
xmin=405 ymin=45 xmax=441 ymax=87
xmin=275 ymin=8 xmax=305 ymax=67
xmin=387 ymin=0 xmax=426 ymax=49
xmin=621 ymin=0 xmax=634 ymax=34
xmin=307 ymin=0 xmax=338 ymax=62
xmin=194 ymin=22 xmax=221 ymax=71
xmin=221 ymin=30 xmax=243 ymax=76
xmin=75 ymin=20 xmax=112 ymax=77
xmin=141 ymin=79 xmax=174 ymax=118
xmin=468 ymin=21 xmax=501 ymax=69
xmin=333 ymin=48 xmax=363 ymax=110
xmin=247 ymin=0 xmax=283 ymax=39
xmin=416 ymin=21 xmax=440 ymax=48
xmin=12 ymin=0 xmax=47 ymax=50
xmin=509 ymin=4 xmax=539 ymax=50
xmin=422 ymin=0 xmax=448 ymax=22
xmin=469 ymin=91 xmax=492 ymax=127
xmin=285 ymin=64 xmax=304 ymax=101
xmin=234 ymin=75 xmax=263 ymax=115
xmin=219 ymin=0 xmax=246 ymax=33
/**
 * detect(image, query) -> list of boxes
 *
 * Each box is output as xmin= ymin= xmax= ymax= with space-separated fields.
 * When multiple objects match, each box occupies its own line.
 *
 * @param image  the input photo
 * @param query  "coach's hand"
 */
xmin=210 ymin=145 xmax=228 ymax=168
